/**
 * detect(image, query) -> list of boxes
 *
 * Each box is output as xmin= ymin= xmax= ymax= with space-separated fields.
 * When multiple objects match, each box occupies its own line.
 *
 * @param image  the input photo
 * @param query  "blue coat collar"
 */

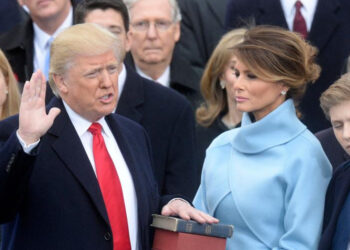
xmin=232 ymin=99 xmax=306 ymax=153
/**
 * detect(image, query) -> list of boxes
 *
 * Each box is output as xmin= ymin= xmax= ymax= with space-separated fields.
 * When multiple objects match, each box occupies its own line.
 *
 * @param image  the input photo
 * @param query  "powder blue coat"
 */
xmin=193 ymin=100 xmax=332 ymax=250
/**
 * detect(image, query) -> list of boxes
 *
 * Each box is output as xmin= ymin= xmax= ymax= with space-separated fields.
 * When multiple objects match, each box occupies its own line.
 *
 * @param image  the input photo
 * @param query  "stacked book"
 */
xmin=151 ymin=214 xmax=234 ymax=250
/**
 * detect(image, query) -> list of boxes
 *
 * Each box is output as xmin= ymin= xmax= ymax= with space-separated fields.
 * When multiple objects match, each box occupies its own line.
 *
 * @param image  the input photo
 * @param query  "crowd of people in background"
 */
xmin=0 ymin=0 xmax=349 ymax=250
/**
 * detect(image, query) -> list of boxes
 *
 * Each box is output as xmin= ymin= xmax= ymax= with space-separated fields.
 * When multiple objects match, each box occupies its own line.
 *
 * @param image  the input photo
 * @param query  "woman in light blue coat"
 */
xmin=193 ymin=26 xmax=332 ymax=250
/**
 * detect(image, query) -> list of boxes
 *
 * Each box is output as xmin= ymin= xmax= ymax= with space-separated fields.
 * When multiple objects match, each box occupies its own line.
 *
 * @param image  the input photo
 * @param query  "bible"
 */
xmin=151 ymin=214 xmax=234 ymax=250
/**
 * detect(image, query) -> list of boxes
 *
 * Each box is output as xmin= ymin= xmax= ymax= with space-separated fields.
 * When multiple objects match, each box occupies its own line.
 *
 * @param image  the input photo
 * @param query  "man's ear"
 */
xmin=17 ymin=0 xmax=25 ymax=6
xmin=52 ymin=74 xmax=68 ymax=95
xmin=125 ymin=31 xmax=131 ymax=52
xmin=173 ymin=21 xmax=180 ymax=42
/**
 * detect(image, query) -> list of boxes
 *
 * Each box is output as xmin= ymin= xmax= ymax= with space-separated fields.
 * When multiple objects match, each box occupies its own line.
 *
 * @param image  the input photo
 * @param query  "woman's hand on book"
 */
xmin=161 ymin=199 xmax=219 ymax=224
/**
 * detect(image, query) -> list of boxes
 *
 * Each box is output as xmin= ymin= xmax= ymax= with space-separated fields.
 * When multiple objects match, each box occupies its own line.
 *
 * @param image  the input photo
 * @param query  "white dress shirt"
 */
xmin=280 ymin=0 xmax=318 ymax=31
xmin=33 ymin=7 xmax=73 ymax=74
xmin=118 ymin=63 xmax=127 ymax=99
xmin=63 ymin=101 xmax=139 ymax=250
xmin=135 ymin=65 xmax=170 ymax=87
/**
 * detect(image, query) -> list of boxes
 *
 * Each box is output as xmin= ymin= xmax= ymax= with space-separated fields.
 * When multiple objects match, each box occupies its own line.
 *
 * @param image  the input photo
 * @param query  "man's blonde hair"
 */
xmin=48 ymin=23 xmax=123 ymax=96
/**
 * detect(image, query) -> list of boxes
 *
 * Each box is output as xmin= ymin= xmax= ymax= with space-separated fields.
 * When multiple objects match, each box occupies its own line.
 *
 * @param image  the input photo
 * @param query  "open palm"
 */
xmin=17 ymin=70 xmax=61 ymax=145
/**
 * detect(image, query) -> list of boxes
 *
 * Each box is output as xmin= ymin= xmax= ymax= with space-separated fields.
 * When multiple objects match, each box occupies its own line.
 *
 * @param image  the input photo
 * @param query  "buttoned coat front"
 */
xmin=194 ymin=100 xmax=332 ymax=250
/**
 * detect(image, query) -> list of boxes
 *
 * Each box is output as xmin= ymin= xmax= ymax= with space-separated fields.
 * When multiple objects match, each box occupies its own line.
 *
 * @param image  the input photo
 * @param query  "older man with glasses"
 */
xmin=124 ymin=0 xmax=201 ymax=108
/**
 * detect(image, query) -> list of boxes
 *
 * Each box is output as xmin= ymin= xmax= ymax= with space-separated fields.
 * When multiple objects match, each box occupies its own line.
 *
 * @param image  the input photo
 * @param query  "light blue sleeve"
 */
xmin=193 ymin=159 xmax=210 ymax=214
xmin=275 ymin=145 xmax=332 ymax=250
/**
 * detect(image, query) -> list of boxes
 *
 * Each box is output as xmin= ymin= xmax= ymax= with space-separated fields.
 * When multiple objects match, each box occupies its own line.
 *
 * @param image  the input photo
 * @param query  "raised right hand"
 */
xmin=17 ymin=70 xmax=61 ymax=145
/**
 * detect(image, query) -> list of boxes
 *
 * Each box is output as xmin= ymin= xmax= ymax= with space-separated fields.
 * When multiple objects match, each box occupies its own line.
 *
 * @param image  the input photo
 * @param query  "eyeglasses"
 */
xmin=131 ymin=20 xmax=173 ymax=32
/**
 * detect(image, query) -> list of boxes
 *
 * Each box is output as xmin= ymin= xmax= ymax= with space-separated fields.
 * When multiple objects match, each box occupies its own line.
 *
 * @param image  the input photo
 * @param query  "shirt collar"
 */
xmin=281 ymin=0 xmax=298 ymax=17
xmin=135 ymin=65 xmax=170 ymax=87
xmin=32 ymin=7 xmax=73 ymax=50
xmin=156 ymin=66 xmax=170 ymax=87
xmin=63 ymin=100 xmax=112 ymax=138
xmin=118 ymin=63 xmax=127 ymax=99
xmin=33 ymin=23 xmax=51 ymax=50
xmin=281 ymin=0 xmax=317 ymax=15
xmin=300 ymin=0 xmax=318 ymax=14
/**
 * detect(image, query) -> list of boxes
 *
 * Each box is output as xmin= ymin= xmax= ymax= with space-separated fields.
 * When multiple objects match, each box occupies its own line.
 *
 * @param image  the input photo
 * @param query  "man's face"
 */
xmin=21 ymin=0 xmax=71 ymax=22
xmin=330 ymin=100 xmax=350 ymax=156
xmin=128 ymin=0 xmax=180 ymax=66
xmin=56 ymin=50 xmax=119 ymax=122
xmin=84 ymin=8 xmax=130 ymax=52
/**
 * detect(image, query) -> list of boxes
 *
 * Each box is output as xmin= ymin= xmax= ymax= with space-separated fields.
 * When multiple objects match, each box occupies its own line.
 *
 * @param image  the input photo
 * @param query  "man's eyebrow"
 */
xmin=109 ymin=25 xmax=122 ymax=29
xmin=331 ymin=119 xmax=342 ymax=124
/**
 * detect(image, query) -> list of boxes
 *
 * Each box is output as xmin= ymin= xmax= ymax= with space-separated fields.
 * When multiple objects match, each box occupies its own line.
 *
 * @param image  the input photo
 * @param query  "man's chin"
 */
xmin=141 ymin=57 xmax=165 ymax=65
xmin=97 ymin=103 xmax=117 ymax=116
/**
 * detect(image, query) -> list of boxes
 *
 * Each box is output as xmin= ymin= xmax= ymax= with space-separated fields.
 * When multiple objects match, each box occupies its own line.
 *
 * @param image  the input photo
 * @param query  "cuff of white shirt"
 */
xmin=16 ymin=130 xmax=40 ymax=154
xmin=167 ymin=198 xmax=191 ymax=206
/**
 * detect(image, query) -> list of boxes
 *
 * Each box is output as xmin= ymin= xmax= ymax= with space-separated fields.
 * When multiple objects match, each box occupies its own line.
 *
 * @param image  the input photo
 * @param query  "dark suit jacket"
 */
xmin=316 ymin=127 xmax=350 ymax=169
xmin=0 ymin=18 xmax=35 ymax=85
xmin=0 ymin=98 xmax=169 ymax=250
xmin=0 ymin=0 xmax=27 ymax=35
xmin=176 ymin=0 xmax=226 ymax=74
xmin=225 ymin=0 xmax=350 ymax=132
xmin=124 ymin=50 xmax=202 ymax=109
xmin=116 ymin=66 xmax=198 ymax=199
xmin=0 ymin=0 xmax=80 ymax=102
xmin=319 ymin=160 xmax=350 ymax=250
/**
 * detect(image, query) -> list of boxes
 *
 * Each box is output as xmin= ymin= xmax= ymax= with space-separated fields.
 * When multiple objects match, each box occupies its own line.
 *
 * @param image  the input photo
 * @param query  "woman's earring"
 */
xmin=220 ymin=80 xmax=226 ymax=89
xmin=281 ymin=90 xmax=287 ymax=95
xmin=5 ymin=89 xmax=8 ymax=95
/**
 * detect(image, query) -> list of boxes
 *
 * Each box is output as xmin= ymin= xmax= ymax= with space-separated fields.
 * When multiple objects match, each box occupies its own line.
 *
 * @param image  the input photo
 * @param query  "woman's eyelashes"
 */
xmin=247 ymin=73 xmax=257 ymax=79
xmin=233 ymin=69 xmax=257 ymax=80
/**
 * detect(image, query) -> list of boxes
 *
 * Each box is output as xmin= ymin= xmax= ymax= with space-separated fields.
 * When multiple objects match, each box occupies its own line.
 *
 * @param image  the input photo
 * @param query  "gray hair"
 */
xmin=48 ymin=23 xmax=123 ymax=96
xmin=124 ymin=0 xmax=182 ymax=23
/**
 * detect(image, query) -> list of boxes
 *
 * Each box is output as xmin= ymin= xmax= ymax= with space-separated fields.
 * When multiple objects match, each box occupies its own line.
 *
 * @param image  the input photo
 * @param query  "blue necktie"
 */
xmin=44 ymin=37 xmax=53 ymax=80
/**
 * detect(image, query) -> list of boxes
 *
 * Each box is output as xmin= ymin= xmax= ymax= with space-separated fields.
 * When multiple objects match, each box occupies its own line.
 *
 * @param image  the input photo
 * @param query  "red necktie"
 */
xmin=293 ymin=1 xmax=307 ymax=39
xmin=88 ymin=123 xmax=131 ymax=250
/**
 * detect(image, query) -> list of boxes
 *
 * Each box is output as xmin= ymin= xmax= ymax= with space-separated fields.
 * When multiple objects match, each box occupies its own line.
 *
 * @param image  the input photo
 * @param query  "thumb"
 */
xmin=161 ymin=205 xmax=172 ymax=216
xmin=47 ymin=107 xmax=61 ymax=125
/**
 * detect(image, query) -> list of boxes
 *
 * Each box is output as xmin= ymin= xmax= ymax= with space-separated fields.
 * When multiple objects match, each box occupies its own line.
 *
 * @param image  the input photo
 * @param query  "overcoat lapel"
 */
xmin=105 ymin=114 xmax=152 ymax=211
xmin=257 ymin=0 xmax=288 ymax=28
xmin=308 ymin=0 xmax=340 ymax=52
xmin=105 ymin=114 xmax=153 ymax=250
xmin=106 ymin=115 xmax=140 ymax=190
xmin=207 ymin=0 xmax=226 ymax=28
xmin=46 ymin=98 xmax=109 ymax=225
xmin=116 ymin=66 xmax=144 ymax=123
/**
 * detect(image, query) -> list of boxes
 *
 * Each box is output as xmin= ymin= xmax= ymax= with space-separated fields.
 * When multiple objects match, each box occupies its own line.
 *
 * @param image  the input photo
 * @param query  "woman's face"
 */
xmin=233 ymin=57 xmax=288 ymax=121
xmin=0 ymin=69 xmax=8 ymax=108
xmin=220 ymin=56 xmax=237 ymax=104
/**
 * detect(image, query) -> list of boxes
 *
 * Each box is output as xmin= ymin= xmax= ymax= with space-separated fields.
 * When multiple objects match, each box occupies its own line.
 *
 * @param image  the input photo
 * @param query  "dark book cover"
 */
xmin=150 ymin=214 xmax=234 ymax=238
